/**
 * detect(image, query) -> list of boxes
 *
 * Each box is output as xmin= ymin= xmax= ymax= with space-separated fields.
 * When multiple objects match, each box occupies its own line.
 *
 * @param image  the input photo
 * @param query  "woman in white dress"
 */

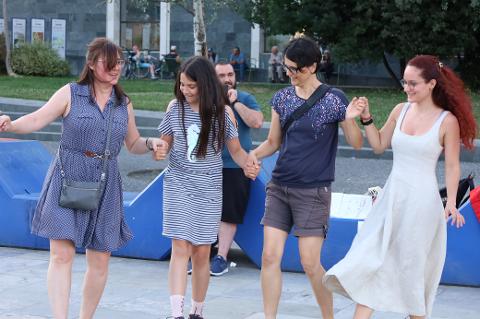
xmin=323 ymin=55 xmax=477 ymax=319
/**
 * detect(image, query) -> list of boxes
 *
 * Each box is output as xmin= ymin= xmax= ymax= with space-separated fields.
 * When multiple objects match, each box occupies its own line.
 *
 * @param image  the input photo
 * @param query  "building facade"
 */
xmin=1 ymin=0 xmax=263 ymax=75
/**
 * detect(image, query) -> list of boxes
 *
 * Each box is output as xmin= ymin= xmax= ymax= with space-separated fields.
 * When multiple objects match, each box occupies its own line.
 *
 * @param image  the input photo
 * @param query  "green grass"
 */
xmin=0 ymin=75 xmax=479 ymax=130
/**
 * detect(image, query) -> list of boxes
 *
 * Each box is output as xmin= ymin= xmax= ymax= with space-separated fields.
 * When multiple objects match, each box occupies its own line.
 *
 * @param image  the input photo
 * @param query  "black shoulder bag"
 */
xmin=58 ymin=107 xmax=114 ymax=211
xmin=282 ymin=84 xmax=331 ymax=138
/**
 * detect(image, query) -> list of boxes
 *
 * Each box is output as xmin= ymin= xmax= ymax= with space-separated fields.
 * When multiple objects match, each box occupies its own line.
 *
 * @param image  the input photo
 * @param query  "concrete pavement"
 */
xmin=0 ymin=246 xmax=479 ymax=319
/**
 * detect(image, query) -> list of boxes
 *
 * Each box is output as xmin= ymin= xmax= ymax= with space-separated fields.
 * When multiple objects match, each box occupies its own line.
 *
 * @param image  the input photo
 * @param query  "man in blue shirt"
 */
xmin=228 ymin=46 xmax=247 ymax=82
xmin=211 ymin=62 xmax=263 ymax=276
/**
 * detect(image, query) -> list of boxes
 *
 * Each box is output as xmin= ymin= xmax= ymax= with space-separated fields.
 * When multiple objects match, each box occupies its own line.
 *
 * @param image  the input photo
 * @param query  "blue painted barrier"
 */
xmin=0 ymin=140 xmax=51 ymax=250
xmin=0 ymin=140 xmax=171 ymax=260
xmin=235 ymin=152 xmax=480 ymax=286
xmin=1 ymin=140 xmax=479 ymax=285
xmin=442 ymin=201 xmax=480 ymax=286
xmin=115 ymin=173 xmax=171 ymax=260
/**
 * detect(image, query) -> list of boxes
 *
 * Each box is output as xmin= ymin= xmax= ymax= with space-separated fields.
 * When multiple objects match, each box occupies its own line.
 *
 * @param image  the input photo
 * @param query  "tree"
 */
xmin=241 ymin=0 xmax=480 ymax=88
xmin=2 ymin=0 xmax=16 ymax=76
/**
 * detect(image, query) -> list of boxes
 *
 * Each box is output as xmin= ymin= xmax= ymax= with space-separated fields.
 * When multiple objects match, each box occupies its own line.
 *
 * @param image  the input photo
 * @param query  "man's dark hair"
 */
xmin=284 ymin=36 xmax=321 ymax=72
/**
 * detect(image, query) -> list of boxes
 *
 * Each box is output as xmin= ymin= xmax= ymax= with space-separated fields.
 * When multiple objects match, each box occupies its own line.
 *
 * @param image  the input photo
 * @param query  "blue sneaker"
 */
xmin=210 ymin=255 xmax=228 ymax=276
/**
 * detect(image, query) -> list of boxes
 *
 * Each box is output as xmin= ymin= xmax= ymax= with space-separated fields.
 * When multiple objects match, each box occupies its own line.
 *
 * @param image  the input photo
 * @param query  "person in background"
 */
xmin=132 ymin=44 xmax=157 ymax=80
xmin=210 ymin=61 xmax=264 ymax=276
xmin=318 ymin=50 xmax=334 ymax=82
xmin=229 ymin=46 xmax=247 ymax=82
xmin=268 ymin=46 xmax=284 ymax=83
xmin=164 ymin=45 xmax=182 ymax=78
xmin=207 ymin=48 xmax=218 ymax=64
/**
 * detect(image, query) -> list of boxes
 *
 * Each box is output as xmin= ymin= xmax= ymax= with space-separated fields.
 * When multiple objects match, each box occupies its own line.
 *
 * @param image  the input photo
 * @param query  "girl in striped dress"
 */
xmin=156 ymin=56 xmax=259 ymax=319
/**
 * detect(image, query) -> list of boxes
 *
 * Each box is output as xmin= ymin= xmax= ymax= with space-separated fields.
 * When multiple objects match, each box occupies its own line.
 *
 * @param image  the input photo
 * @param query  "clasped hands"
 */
xmin=346 ymin=96 xmax=370 ymax=120
xmin=150 ymin=138 xmax=170 ymax=161
xmin=0 ymin=113 xmax=12 ymax=132
xmin=244 ymin=151 xmax=261 ymax=180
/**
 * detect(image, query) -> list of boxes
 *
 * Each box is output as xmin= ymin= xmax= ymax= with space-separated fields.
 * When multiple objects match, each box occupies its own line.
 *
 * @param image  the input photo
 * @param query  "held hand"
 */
xmin=359 ymin=97 xmax=370 ymax=119
xmin=0 ymin=114 xmax=13 ymax=132
xmin=243 ymin=151 xmax=261 ymax=180
xmin=345 ymin=96 xmax=368 ymax=120
xmin=151 ymin=138 xmax=170 ymax=161
xmin=444 ymin=202 xmax=466 ymax=228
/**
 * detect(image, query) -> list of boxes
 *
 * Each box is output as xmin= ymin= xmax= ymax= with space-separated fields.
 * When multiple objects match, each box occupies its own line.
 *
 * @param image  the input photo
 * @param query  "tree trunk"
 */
xmin=382 ymin=52 xmax=401 ymax=89
xmin=193 ymin=0 xmax=207 ymax=57
xmin=2 ymin=0 xmax=15 ymax=76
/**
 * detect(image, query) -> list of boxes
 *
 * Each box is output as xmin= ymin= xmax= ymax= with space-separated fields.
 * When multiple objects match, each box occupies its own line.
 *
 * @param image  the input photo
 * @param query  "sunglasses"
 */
xmin=282 ymin=63 xmax=303 ymax=74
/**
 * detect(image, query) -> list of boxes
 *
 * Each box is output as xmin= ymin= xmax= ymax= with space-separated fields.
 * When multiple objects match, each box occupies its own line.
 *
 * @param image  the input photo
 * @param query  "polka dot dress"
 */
xmin=31 ymin=83 xmax=133 ymax=252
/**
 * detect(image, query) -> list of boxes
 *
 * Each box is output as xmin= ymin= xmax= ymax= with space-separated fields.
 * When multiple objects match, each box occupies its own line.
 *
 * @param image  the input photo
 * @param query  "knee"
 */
xmin=172 ymin=241 xmax=192 ymax=260
xmin=191 ymin=246 xmax=210 ymax=265
xmin=87 ymin=253 xmax=110 ymax=276
xmin=300 ymin=256 xmax=321 ymax=277
xmin=262 ymin=250 xmax=282 ymax=268
xmin=50 ymin=248 xmax=75 ymax=266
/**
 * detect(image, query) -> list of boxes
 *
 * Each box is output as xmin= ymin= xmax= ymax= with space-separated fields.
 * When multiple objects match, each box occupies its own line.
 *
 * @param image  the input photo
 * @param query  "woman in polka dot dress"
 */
xmin=0 ymin=38 xmax=168 ymax=319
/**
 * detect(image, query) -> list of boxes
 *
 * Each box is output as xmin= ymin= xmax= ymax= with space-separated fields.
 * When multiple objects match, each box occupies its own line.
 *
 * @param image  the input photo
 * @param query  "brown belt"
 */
xmin=84 ymin=150 xmax=111 ymax=159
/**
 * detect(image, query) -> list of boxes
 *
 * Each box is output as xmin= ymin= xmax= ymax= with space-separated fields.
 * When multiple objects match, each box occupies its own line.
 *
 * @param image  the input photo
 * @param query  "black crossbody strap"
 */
xmin=58 ymin=105 xmax=115 ymax=181
xmin=282 ymin=84 xmax=330 ymax=137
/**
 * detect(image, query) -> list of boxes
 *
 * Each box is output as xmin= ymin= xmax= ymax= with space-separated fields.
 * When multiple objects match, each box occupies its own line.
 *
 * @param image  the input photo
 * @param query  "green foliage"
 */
xmin=241 ymin=0 xmax=480 ymax=88
xmin=0 ymin=34 xmax=6 ymax=75
xmin=11 ymin=42 xmax=70 ymax=76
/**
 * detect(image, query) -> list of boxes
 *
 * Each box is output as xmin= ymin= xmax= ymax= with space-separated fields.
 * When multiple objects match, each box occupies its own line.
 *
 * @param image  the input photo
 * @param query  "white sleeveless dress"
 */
xmin=324 ymin=103 xmax=448 ymax=317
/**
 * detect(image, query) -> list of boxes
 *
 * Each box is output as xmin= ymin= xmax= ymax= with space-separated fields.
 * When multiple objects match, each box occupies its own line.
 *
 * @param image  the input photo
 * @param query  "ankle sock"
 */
xmin=189 ymin=299 xmax=204 ymax=316
xmin=170 ymin=294 xmax=184 ymax=318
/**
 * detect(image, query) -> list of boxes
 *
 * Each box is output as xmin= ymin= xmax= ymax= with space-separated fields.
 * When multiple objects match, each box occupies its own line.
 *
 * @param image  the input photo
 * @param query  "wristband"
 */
xmin=145 ymin=137 xmax=153 ymax=151
xmin=231 ymin=99 xmax=239 ymax=107
xmin=360 ymin=116 xmax=374 ymax=126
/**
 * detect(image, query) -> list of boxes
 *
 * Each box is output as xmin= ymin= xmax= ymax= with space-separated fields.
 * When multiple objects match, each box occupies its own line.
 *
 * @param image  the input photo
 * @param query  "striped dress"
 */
xmin=158 ymin=100 xmax=238 ymax=245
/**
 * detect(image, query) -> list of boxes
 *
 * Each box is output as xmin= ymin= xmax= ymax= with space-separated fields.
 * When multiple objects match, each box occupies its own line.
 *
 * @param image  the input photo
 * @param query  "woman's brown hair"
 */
xmin=78 ymin=37 xmax=129 ymax=106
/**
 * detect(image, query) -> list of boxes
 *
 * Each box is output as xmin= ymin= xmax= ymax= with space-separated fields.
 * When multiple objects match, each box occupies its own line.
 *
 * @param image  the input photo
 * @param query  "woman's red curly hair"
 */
xmin=408 ymin=55 xmax=477 ymax=150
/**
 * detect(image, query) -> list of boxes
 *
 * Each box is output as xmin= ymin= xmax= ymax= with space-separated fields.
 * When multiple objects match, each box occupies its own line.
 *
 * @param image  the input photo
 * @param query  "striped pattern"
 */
xmin=158 ymin=100 xmax=238 ymax=245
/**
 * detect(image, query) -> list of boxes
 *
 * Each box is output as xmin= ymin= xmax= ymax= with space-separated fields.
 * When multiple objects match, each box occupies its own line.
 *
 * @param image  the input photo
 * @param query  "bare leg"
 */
xmin=191 ymin=244 xmax=212 ymax=302
xmin=79 ymin=249 xmax=111 ymax=319
xmin=150 ymin=65 xmax=156 ymax=78
xmin=217 ymin=221 xmax=237 ymax=259
xmin=169 ymin=239 xmax=192 ymax=296
xmin=261 ymin=226 xmax=288 ymax=319
xmin=298 ymin=236 xmax=333 ymax=319
xmin=353 ymin=304 xmax=374 ymax=319
xmin=48 ymin=240 xmax=75 ymax=319
xmin=409 ymin=315 xmax=425 ymax=319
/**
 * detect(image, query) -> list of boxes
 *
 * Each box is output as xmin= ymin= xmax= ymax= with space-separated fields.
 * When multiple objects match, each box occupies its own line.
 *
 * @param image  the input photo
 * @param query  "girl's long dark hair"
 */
xmin=408 ymin=55 xmax=476 ymax=149
xmin=174 ymin=56 xmax=226 ymax=158
xmin=77 ymin=37 xmax=129 ymax=106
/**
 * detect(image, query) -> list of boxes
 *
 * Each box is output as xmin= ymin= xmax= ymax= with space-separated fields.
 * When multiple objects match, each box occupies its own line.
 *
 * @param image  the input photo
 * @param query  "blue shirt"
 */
xmin=229 ymin=52 xmax=246 ymax=65
xmin=271 ymin=86 xmax=347 ymax=188
xmin=222 ymin=90 xmax=261 ymax=168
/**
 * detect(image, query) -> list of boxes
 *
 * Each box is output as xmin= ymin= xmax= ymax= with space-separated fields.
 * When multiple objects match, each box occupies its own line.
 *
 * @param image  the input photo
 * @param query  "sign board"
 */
xmin=51 ymin=19 xmax=66 ymax=59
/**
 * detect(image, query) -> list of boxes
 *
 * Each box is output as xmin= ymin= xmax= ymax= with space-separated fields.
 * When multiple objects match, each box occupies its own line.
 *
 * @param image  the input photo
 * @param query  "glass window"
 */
xmin=120 ymin=0 xmax=160 ymax=51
